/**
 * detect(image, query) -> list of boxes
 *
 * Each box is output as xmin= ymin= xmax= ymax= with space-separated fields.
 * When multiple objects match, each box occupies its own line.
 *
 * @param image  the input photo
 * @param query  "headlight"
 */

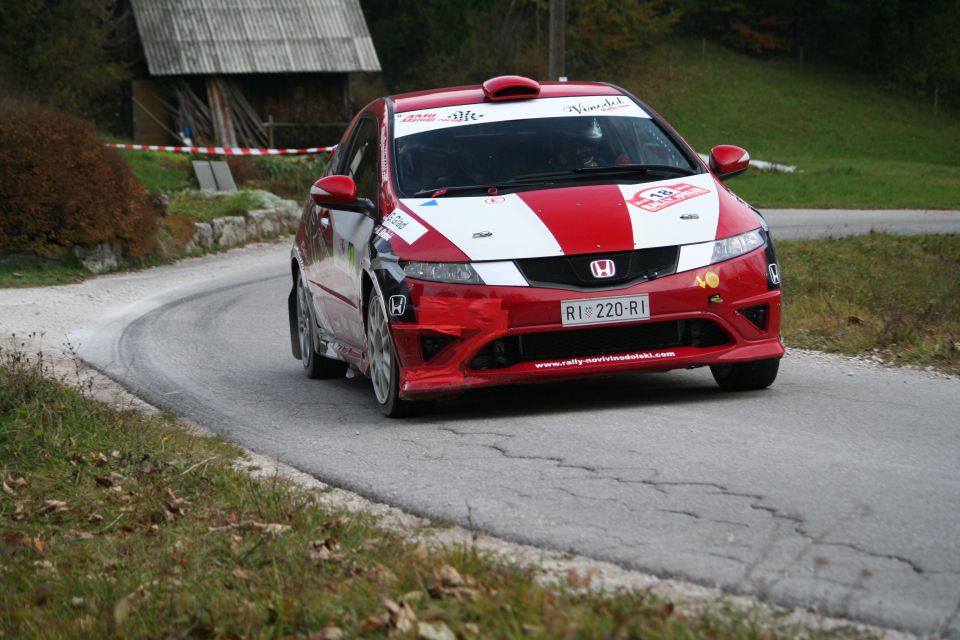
xmin=710 ymin=229 xmax=765 ymax=264
xmin=402 ymin=261 xmax=485 ymax=284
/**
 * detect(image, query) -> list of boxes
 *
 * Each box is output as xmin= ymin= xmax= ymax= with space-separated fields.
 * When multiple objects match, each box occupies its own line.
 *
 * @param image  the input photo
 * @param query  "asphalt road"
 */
xmin=762 ymin=208 xmax=960 ymax=239
xmin=77 ymin=210 xmax=960 ymax=637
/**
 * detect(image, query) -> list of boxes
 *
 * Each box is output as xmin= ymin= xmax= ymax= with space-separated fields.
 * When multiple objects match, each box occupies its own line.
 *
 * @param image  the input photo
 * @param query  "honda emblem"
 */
xmin=388 ymin=295 xmax=407 ymax=316
xmin=768 ymin=263 xmax=781 ymax=285
xmin=590 ymin=259 xmax=616 ymax=278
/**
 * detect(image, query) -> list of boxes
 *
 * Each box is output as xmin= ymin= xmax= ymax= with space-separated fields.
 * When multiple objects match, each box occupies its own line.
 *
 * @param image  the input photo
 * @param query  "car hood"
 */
xmin=379 ymin=173 xmax=761 ymax=262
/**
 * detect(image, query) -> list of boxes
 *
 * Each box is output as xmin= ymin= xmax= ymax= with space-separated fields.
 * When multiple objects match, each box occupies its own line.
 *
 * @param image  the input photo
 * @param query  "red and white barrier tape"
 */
xmin=107 ymin=143 xmax=334 ymax=155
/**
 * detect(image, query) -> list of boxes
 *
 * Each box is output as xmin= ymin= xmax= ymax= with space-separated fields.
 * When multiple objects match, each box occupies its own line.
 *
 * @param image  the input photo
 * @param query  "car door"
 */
xmin=320 ymin=115 xmax=380 ymax=351
xmin=303 ymin=145 xmax=344 ymax=345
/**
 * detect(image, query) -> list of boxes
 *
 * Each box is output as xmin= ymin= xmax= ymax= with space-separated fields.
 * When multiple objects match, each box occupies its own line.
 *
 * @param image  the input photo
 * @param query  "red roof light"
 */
xmin=482 ymin=75 xmax=541 ymax=101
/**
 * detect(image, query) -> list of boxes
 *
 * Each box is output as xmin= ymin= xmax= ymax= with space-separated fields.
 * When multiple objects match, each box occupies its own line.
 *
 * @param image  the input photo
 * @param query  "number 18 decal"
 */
xmin=627 ymin=183 xmax=710 ymax=212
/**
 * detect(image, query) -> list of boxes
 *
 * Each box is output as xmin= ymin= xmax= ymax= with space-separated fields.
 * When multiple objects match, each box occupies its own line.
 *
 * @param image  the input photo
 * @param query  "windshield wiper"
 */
xmin=412 ymin=179 xmax=553 ymax=199
xmin=514 ymin=164 xmax=697 ymax=180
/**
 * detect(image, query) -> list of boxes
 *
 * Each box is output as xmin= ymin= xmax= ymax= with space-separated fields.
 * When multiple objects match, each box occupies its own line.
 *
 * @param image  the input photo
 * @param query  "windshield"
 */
xmin=393 ymin=100 xmax=698 ymax=197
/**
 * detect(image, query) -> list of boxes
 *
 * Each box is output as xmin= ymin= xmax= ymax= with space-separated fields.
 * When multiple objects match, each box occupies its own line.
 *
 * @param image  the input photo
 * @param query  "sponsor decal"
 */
xmin=484 ymin=196 xmax=506 ymax=204
xmin=399 ymin=113 xmax=438 ymax=123
xmin=590 ymin=259 xmax=616 ymax=278
xmin=562 ymin=96 xmax=630 ymax=115
xmin=388 ymin=295 xmax=407 ymax=316
xmin=695 ymin=271 xmax=720 ymax=289
xmin=380 ymin=122 xmax=389 ymax=181
xmin=533 ymin=350 xmax=676 ymax=369
xmin=768 ymin=263 xmax=781 ymax=285
xmin=420 ymin=199 xmax=438 ymax=207
xmin=374 ymin=210 xmax=428 ymax=245
xmin=627 ymin=183 xmax=711 ymax=212
xmin=347 ymin=243 xmax=356 ymax=269
xmin=472 ymin=230 xmax=493 ymax=238
xmin=441 ymin=110 xmax=484 ymax=122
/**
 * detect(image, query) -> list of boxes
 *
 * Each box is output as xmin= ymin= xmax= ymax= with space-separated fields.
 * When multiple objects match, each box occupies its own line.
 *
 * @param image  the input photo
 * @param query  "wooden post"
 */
xmin=548 ymin=0 xmax=565 ymax=80
xmin=267 ymin=114 xmax=275 ymax=148
xmin=206 ymin=76 xmax=237 ymax=148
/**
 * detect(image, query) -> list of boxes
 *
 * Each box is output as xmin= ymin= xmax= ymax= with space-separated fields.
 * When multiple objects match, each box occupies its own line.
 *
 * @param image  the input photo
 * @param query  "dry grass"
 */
xmin=780 ymin=233 xmax=960 ymax=373
xmin=0 ymin=347 xmax=878 ymax=639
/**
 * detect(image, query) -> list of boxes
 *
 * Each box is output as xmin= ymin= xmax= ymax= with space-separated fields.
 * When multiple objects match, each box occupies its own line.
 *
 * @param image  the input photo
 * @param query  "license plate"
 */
xmin=560 ymin=294 xmax=650 ymax=327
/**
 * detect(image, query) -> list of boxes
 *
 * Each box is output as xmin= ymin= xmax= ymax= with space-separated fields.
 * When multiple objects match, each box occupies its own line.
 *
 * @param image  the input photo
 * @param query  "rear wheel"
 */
xmin=367 ymin=289 xmax=421 ymax=418
xmin=710 ymin=358 xmax=780 ymax=391
xmin=297 ymin=275 xmax=348 ymax=379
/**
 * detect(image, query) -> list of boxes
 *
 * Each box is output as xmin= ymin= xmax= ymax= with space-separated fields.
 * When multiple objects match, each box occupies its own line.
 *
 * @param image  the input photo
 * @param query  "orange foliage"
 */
xmin=0 ymin=100 xmax=157 ymax=257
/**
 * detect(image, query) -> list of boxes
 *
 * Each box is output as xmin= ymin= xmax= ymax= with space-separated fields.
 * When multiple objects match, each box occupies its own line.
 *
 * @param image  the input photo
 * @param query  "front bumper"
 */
xmin=388 ymin=248 xmax=783 ymax=400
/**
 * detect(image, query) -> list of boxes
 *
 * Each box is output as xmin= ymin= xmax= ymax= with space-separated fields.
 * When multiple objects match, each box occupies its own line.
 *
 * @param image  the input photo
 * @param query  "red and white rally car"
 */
xmin=289 ymin=75 xmax=783 ymax=416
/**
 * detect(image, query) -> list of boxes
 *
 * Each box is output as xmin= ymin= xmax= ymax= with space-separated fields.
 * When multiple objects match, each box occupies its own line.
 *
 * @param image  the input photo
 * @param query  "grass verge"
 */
xmin=0 ymin=348 xmax=874 ymax=639
xmin=779 ymin=233 xmax=960 ymax=373
xmin=0 ymin=262 xmax=89 ymax=289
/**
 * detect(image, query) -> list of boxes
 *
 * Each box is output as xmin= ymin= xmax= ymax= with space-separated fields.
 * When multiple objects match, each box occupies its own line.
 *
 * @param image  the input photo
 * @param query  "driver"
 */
xmin=551 ymin=117 xmax=617 ymax=170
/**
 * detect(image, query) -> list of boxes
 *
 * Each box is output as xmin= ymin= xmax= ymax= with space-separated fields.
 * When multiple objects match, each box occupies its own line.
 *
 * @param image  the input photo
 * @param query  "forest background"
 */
xmin=1 ymin=0 xmax=958 ymax=132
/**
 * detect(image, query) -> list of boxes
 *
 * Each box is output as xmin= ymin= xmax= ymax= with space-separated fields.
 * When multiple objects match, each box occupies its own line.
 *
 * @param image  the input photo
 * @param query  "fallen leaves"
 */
xmin=62 ymin=530 xmax=95 ymax=540
xmin=307 ymin=537 xmax=342 ymax=563
xmin=418 ymin=621 xmax=456 ymax=640
xmin=38 ymin=500 xmax=69 ymax=515
xmin=384 ymin=597 xmax=417 ymax=634
xmin=429 ymin=565 xmax=479 ymax=601
xmin=18 ymin=535 xmax=43 ymax=552
xmin=208 ymin=520 xmax=292 ymax=536
xmin=2 ymin=475 xmax=26 ymax=496
xmin=94 ymin=472 xmax=124 ymax=488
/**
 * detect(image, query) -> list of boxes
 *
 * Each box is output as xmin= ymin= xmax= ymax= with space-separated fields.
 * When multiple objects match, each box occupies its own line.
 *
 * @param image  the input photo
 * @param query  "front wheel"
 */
xmin=366 ymin=289 xmax=422 ymax=418
xmin=710 ymin=358 xmax=780 ymax=391
xmin=297 ymin=275 xmax=348 ymax=379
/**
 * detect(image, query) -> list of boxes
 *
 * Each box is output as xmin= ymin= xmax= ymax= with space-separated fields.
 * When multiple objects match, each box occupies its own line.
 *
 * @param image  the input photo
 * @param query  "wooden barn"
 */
xmin=127 ymin=0 xmax=380 ymax=147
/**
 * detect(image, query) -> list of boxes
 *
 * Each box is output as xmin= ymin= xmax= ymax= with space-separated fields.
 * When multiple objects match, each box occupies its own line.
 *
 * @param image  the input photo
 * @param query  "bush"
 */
xmin=0 ymin=100 xmax=157 ymax=257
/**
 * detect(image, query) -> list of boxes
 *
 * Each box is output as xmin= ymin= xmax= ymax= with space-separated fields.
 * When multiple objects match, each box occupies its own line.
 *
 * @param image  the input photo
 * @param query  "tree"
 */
xmin=0 ymin=0 xmax=126 ymax=123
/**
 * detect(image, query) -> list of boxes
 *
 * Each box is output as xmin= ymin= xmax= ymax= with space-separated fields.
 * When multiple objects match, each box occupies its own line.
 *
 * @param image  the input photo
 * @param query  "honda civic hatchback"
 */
xmin=288 ymin=75 xmax=783 ymax=416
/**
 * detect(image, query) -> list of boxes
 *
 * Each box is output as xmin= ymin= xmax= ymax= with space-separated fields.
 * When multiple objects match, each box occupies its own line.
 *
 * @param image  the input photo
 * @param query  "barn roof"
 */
xmin=130 ymin=0 xmax=381 ymax=76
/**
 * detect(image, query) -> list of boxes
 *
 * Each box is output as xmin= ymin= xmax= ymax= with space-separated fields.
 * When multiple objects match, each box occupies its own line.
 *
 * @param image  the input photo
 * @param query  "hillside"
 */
xmin=617 ymin=40 xmax=960 ymax=209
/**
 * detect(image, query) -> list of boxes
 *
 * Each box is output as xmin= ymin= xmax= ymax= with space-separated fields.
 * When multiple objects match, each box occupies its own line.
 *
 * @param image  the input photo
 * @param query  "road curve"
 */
xmin=76 ymin=213 xmax=960 ymax=637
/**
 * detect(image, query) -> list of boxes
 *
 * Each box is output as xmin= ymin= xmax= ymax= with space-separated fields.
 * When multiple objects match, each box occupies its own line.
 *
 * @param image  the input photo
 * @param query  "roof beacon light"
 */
xmin=482 ymin=75 xmax=541 ymax=101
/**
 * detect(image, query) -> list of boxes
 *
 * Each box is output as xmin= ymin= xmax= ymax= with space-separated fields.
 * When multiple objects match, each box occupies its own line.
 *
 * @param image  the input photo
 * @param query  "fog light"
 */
xmin=420 ymin=335 xmax=454 ymax=361
xmin=740 ymin=304 xmax=768 ymax=330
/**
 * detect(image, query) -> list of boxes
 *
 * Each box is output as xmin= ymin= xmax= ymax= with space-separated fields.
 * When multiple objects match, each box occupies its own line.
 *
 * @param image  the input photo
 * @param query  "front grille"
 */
xmin=516 ymin=246 xmax=679 ymax=289
xmin=468 ymin=319 xmax=730 ymax=370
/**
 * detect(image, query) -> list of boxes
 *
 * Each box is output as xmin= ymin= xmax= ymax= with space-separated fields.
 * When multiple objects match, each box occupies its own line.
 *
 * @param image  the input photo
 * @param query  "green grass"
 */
xmin=779 ymin=234 xmax=960 ymax=373
xmin=116 ymin=150 xmax=195 ymax=194
xmin=166 ymin=190 xmax=262 ymax=223
xmin=623 ymin=39 xmax=960 ymax=209
xmin=0 ymin=348 xmax=876 ymax=639
xmin=0 ymin=262 xmax=89 ymax=288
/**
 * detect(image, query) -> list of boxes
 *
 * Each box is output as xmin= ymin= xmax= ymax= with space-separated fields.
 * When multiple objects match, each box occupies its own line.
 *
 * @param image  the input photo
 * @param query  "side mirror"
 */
xmin=310 ymin=175 xmax=376 ymax=215
xmin=709 ymin=145 xmax=750 ymax=181
xmin=310 ymin=175 xmax=358 ymax=206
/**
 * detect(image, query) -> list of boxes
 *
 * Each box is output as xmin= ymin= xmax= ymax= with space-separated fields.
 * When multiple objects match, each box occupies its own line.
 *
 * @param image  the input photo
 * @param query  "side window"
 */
xmin=344 ymin=118 xmax=379 ymax=201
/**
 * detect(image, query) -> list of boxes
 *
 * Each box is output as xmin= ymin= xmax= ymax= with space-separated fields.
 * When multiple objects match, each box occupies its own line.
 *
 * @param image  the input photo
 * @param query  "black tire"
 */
xmin=710 ymin=358 xmax=780 ymax=391
xmin=296 ymin=275 xmax=348 ymax=379
xmin=366 ymin=289 xmax=425 ymax=418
